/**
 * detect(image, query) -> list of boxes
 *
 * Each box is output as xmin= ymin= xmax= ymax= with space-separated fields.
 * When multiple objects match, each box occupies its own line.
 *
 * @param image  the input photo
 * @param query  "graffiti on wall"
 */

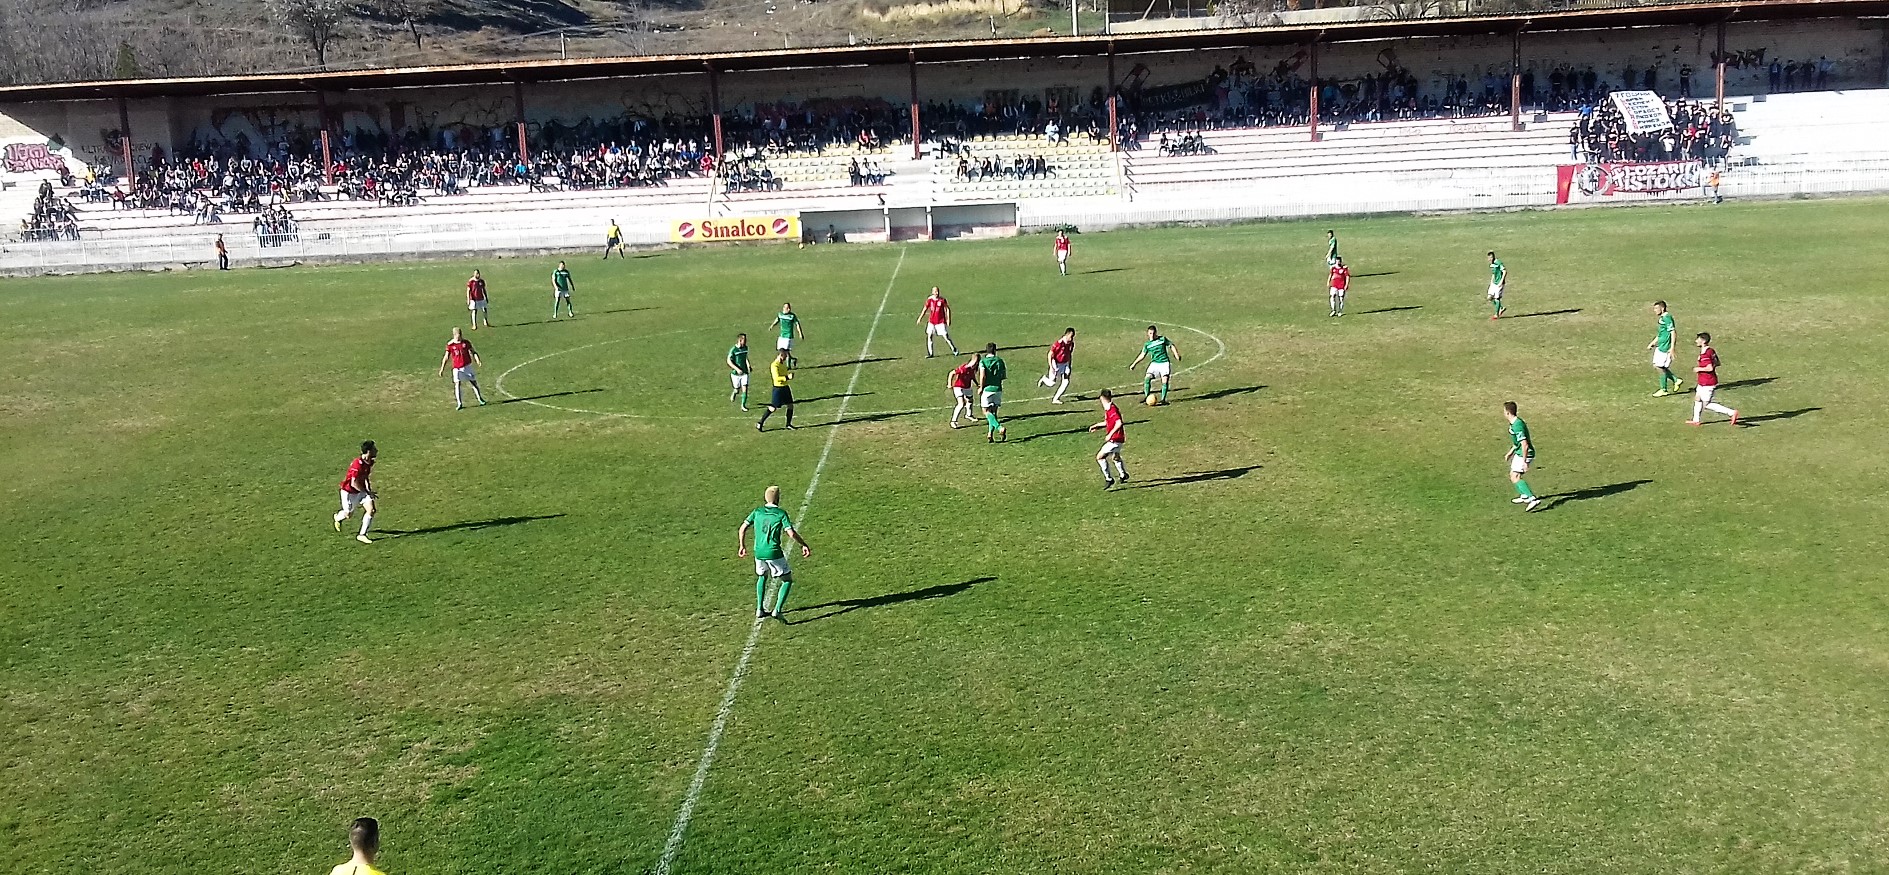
xmin=3 ymin=141 xmax=66 ymax=173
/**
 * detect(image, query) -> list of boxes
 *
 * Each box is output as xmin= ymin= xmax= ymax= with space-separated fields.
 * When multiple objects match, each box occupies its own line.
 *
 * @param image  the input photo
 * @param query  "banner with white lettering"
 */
xmin=1608 ymin=90 xmax=1674 ymax=135
xmin=1556 ymin=161 xmax=1706 ymax=203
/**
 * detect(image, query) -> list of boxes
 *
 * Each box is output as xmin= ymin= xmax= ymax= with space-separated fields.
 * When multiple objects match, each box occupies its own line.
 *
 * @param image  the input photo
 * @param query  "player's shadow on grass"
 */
xmin=1717 ymin=377 xmax=1778 ymax=391
xmin=802 ymin=410 xmax=919 ymax=428
xmin=510 ymin=307 xmax=652 ymax=327
xmin=797 ymin=391 xmax=872 ymax=405
xmin=1539 ymin=479 xmax=1651 ymax=511
xmin=788 ymin=576 xmax=993 ymax=624
xmin=379 ymin=514 xmax=565 ymax=537
xmin=1125 ymin=464 xmax=1262 ymax=489
xmin=1006 ymin=407 xmax=1088 ymax=423
xmin=1082 ymin=268 xmax=1128 ymax=274
xmin=1012 ymin=419 xmax=1149 ymax=443
xmin=500 ymin=388 xmax=603 ymax=404
xmin=1174 ymin=385 xmax=1265 ymax=404
xmin=1352 ymin=271 xmax=1400 ymax=278
xmin=997 ymin=343 xmax=1048 ymax=352
xmin=1737 ymin=406 xmax=1819 ymax=426
xmin=807 ymin=356 xmax=899 ymax=370
xmin=1504 ymin=308 xmax=1583 ymax=320
xmin=1355 ymin=305 xmax=1422 ymax=315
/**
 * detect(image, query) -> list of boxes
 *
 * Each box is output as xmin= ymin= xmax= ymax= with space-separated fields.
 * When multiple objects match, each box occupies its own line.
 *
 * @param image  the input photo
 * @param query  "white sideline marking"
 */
xmin=654 ymin=247 xmax=907 ymax=875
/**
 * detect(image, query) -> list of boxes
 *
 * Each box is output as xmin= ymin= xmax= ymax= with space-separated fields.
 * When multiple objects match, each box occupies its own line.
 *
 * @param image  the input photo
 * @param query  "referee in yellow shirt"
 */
xmin=327 ymin=818 xmax=387 ymax=875
xmin=756 ymin=348 xmax=796 ymax=431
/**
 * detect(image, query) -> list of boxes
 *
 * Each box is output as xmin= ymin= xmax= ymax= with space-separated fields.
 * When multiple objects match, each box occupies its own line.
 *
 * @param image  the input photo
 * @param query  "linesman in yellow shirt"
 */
xmin=327 ymin=817 xmax=387 ymax=875
xmin=756 ymin=348 xmax=796 ymax=431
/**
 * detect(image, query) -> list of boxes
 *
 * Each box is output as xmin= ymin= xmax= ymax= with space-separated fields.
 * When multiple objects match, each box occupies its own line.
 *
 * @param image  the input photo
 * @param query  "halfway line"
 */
xmin=654 ymin=246 xmax=908 ymax=875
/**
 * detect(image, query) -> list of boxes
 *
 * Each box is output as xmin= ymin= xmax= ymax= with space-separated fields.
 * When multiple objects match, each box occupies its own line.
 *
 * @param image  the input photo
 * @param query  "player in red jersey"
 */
xmin=466 ymin=270 xmax=492 ymax=329
xmin=1054 ymin=230 xmax=1072 ymax=276
xmin=916 ymin=286 xmax=959 ymax=357
xmin=1686 ymin=332 xmax=1740 ymax=426
xmin=1038 ymin=327 xmax=1076 ymax=403
xmin=332 ymin=440 xmax=378 ymax=544
xmin=436 ymin=327 xmax=487 ymax=409
xmin=1088 ymin=389 xmax=1130 ymax=488
xmin=947 ymin=355 xmax=979 ymax=428
xmin=1328 ymin=256 xmax=1351 ymax=317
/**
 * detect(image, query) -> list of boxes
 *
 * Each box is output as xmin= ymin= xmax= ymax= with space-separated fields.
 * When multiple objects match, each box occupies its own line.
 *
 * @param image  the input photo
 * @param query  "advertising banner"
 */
xmin=1608 ymin=90 xmax=1674 ymax=134
xmin=1556 ymin=161 xmax=1705 ymax=203
xmin=671 ymin=215 xmax=799 ymax=243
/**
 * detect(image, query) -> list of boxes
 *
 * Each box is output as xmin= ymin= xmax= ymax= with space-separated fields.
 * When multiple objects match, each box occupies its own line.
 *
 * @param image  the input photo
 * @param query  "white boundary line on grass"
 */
xmin=495 ymin=313 xmax=1226 ymax=421
xmin=653 ymin=247 xmax=907 ymax=875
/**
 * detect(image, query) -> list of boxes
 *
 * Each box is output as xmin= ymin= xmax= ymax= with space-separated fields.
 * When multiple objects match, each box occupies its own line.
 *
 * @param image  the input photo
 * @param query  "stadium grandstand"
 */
xmin=2 ymin=0 xmax=1887 ymax=272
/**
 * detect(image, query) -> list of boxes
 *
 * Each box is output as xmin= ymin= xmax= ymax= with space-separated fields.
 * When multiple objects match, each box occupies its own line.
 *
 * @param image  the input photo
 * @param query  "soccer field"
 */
xmin=6 ymin=198 xmax=1889 ymax=874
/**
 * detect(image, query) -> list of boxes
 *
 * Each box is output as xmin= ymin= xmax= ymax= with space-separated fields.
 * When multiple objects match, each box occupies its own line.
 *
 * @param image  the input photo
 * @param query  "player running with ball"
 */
xmin=1089 ymin=389 xmax=1130 ymax=489
xmin=332 ymin=441 xmax=379 ymax=543
xmin=1129 ymin=325 xmax=1180 ymax=405
xmin=947 ymin=355 xmax=979 ymax=428
xmin=1038 ymin=327 xmax=1076 ymax=403
xmin=436 ymin=327 xmax=487 ymax=409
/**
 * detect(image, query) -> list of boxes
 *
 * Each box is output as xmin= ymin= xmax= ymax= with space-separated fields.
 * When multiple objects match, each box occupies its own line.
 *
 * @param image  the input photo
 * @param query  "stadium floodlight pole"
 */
xmin=909 ymin=49 xmax=922 ymax=160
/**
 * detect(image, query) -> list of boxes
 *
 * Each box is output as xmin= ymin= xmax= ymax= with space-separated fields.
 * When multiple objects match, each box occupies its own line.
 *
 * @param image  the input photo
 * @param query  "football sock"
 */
xmin=772 ymin=579 xmax=793 ymax=614
xmin=359 ymin=514 xmax=373 ymax=536
xmin=1691 ymin=399 xmax=1704 ymax=420
xmin=1705 ymin=402 xmax=1736 ymax=417
xmin=758 ymin=409 xmax=773 ymax=426
xmin=333 ymin=510 xmax=348 ymax=523
xmin=948 ymin=341 xmax=958 ymax=354
xmin=784 ymin=407 xmax=794 ymax=427
xmin=741 ymin=390 xmax=748 ymax=407
xmin=1159 ymin=382 xmax=1169 ymax=402
xmin=986 ymin=412 xmax=1000 ymax=433
xmin=453 ymin=384 xmax=463 ymax=405
xmin=1514 ymin=480 xmax=1535 ymax=499
xmin=1143 ymin=377 xmax=1153 ymax=396
xmin=1098 ymin=459 xmax=1112 ymax=480
xmin=755 ymin=576 xmax=768 ymax=614
xmin=926 ymin=337 xmax=934 ymax=355
xmin=1492 ymin=299 xmax=1502 ymax=316
xmin=471 ymin=384 xmax=485 ymax=404
xmin=1053 ymin=379 xmax=1067 ymax=401
xmin=1660 ymin=368 xmax=1675 ymax=389
xmin=1115 ymin=460 xmax=1128 ymax=479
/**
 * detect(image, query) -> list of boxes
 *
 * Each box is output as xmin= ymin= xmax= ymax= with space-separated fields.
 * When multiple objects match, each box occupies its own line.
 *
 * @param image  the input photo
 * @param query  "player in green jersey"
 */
xmin=737 ymin=485 xmax=813 ymax=620
xmin=1648 ymin=301 xmax=1683 ymax=396
xmin=1326 ymin=229 xmax=1340 ymax=267
xmin=1129 ymin=325 xmax=1181 ymax=404
xmin=976 ymin=342 xmax=1007 ymax=442
xmin=1503 ymin=401 xmax=1542 ymax=511
xmin=550 ymin=261 xmax=577 ymax=319
xmin=771 ymin=302 xmax=803 ymax=368
xmin=727 ymin=333 xmax=751 ymax=410
xmin=1486 ymin=251 xmax=1507 ymax=319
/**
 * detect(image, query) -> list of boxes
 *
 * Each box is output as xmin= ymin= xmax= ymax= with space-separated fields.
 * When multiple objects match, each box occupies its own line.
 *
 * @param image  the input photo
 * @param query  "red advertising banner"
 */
xmin=1555 ymin=161 xmax=1705 ymax=204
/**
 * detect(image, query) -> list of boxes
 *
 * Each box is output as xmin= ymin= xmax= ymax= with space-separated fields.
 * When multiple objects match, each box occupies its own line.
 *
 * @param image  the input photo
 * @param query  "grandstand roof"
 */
xmin=1 ymin=0 xmax=1883 ymax=103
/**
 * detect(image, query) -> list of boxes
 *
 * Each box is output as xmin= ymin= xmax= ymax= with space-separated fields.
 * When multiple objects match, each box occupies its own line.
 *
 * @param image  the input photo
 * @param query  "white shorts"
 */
xmin=339 ymin=489 xmax=374 ymax=513
xmin=1487 ymin=283 xmax=1504 ymax=300
xmin=1330 ymin=286 xmax=1347 ymax=298
xmin=1652 ymin=350 xmax=1673 ymax=368
xmin=982 ymin=388 xmax=1002 ymax=409
xmin=553 ymin=289 xmax=570 ymax=298
xmin=469 ymin=299 xmax=488 ymax=311
xmin=1057 ymin=249 xmax=1069 ymax=264
xmin=953 ymin=386 xmax=974 ymax=401
xmin=926 ymin=322 xmax=951 ymax=337
xmin=754 ymin=557 xmax=791 ymax=578
xmin=452 ymin=366 xmax=477 ymax=382
xmin=1099 ymin=440 xmax=1123 ymax=456
xmin=776 ymin=336 xmax=794 ymax=351
xmin=1695 ymin=385 xmax=1717 ymax=404
xmin=1048 ymin=361 xmax=1071 ymax=378
xmin=1146 ymin=362 xmax=1172 ymax=379
xmin=1509 ymin=455 xmax=1531 ymax=474
xmin=731 ymin=372 xmax=749 ymax=389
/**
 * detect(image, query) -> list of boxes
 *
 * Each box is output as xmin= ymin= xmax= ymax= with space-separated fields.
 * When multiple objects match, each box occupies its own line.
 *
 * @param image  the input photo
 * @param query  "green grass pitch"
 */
xmin=5 ymin=198 xmax=1889 ymax=874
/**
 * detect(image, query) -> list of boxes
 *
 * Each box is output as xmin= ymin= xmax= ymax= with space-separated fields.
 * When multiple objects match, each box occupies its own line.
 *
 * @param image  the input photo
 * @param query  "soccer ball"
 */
xmin=1144 ymin=393 xmax=1160 ymax=407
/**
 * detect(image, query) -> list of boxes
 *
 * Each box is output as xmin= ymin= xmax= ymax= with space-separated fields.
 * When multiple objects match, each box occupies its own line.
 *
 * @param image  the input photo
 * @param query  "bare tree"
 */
xmin=268 ymin=0 xmax=350 ymax=69
xmin=375 ymin=0 xmax=434 ymax=52
xmin=1366 ymin=0 xmax=1444 ymax=19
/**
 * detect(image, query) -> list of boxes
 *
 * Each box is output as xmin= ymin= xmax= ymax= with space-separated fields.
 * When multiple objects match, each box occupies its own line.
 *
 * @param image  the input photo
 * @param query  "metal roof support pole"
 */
xmin=513 ymin=80 xmax=529 ymax=166
xmin=1307 ymin=39 xmax=1321 ymax=143
xmin=116 ymin=97 xmax=134 ymax=186
xmin=1106 ymin=42 xmax=1119 ymax=152
xmin=706 ymin=62 xmax=724 ymax=161
xmin=1715 ymin=19 xmax=1727 ymax=108
xmin=1511 ymin=29 xmax=1523 ymax=132
xmin=909 ymin=49 xmax=922 ymax=160
xmin=317 ymin=90 xmax=334 ymax=183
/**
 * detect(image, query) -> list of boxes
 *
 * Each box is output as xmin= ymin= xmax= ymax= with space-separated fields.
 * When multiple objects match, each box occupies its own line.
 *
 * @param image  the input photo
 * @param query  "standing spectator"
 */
xmin=1817 ymin=56 xmax=1834 ymax=90
xmin=1679 ymin=64 xmax=1693 ymax=98
xmin=1768 ymin=58 xmax=1783 ymax=92
xmin=215 ymin=234 xmax=229 ymax=270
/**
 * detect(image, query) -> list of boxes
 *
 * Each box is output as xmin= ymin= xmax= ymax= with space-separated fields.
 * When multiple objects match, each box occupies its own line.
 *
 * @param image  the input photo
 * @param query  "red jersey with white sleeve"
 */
xmin=1696 ymin=347 xmax=1720 ymax=387
xmin=466 ymin=277 xmax=487 ymax=302
xmin=340 ymin=456 xmax=374 ymax=493
xmin=1050 ymin=338 xmax=1074 ymax=364
xmin=950 ymin=361 xmax=976 ymax=388
xmin=1102 ymin=404 xmax=1125 ymax=443
xmin=923 ymin=296 xmax=949 ymax=325
xmin=446 ymin=339 xmax=476 ymax=368
xmin=1055 ymin=236 xmax=1071 ymax=254
xmin=1329 ymin=265 xmax=1351 ymax=291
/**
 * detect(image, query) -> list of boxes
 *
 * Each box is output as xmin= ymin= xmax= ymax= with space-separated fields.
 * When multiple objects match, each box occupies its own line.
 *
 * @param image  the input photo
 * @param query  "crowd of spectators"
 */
xmin=1571 ymin=99 xmax=1738 ymax=166
xmin=20 ymin=180 xmax=80 ymax=240
xmin=949 ymin=152 xmax=1054 ymax=182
